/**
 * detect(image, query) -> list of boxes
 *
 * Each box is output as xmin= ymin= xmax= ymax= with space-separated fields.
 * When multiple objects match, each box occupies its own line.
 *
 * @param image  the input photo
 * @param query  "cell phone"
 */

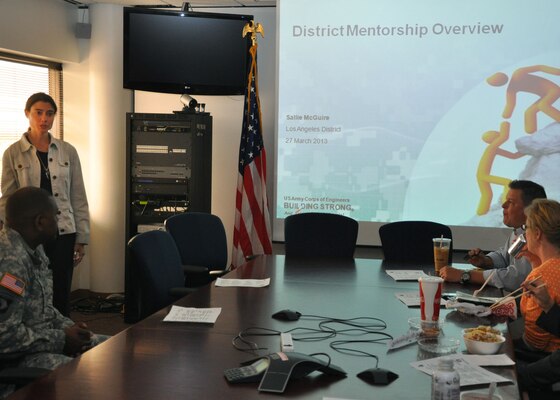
xmin=224 ymin=357 xmax=270 ymax=383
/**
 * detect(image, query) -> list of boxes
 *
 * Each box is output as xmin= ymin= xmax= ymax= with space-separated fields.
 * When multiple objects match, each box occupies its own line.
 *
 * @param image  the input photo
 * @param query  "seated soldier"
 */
xmin=0 ymin=187 xmax=107 ymax=397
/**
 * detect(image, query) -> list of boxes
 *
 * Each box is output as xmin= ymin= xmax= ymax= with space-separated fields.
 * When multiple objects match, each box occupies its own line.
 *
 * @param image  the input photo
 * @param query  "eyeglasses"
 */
xmin=522 ymin=224 xmax=531 ymax=231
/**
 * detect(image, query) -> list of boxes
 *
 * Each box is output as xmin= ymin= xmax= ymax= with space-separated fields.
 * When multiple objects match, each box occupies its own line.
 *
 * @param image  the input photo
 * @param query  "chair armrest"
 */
xmin=181 ymin=265 xmax=213 ymax=287
xmin=168 ymin=287 xmax=197 ymax=298
xmin=0 ymin=367 xmax=50 ymax=385
xmin=208 ymin=270 xmax=229 ymax=278
xmin=182 ymin=265 xmax=210 ymax=275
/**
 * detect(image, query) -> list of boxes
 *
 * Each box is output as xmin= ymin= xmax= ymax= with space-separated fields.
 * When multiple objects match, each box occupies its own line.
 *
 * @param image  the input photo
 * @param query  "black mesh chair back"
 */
xmin=164 ymin=212 xmax=228 ymax=271
xmin=127 ymin=230 xmax=187 ymax=318
xmin=379 ymin=220 xmax=453 ymax=264
xmin=284 ymin=212 xmax=358 ymax=258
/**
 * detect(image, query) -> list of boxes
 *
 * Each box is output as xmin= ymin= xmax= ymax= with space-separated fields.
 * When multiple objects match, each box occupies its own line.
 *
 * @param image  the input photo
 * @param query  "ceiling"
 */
xmin=65 ymin=0 xmax=276 ymax=7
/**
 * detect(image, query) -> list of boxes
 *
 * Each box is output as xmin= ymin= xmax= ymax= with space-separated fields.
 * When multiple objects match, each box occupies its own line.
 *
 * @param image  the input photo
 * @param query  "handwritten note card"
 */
xmin=163 ymin=306 xmax=222 ymax=323
xmin=215 ymin=278 xmax=271 ymax=287
xmin=386 ymin=270 xmax=429 ymax=281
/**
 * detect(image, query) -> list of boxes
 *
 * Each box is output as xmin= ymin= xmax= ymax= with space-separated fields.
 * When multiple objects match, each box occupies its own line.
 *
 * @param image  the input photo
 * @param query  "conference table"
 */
xmin=8 ymin=255 xmax=521 ymax=399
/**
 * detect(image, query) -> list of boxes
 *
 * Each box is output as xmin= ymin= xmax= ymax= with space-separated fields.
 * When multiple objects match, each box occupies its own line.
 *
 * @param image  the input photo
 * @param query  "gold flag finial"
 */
xmin=242 ymin=20 xmax=264 ymax=46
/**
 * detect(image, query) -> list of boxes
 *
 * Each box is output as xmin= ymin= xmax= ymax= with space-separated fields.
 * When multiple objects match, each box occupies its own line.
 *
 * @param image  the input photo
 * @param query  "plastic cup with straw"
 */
xmin=433 ymin=234 xmax=451 ymax=275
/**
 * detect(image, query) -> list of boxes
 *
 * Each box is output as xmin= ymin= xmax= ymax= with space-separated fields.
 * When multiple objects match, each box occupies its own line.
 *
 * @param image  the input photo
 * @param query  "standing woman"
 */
xmin=0 ymin=92 xmax=89 ymax=316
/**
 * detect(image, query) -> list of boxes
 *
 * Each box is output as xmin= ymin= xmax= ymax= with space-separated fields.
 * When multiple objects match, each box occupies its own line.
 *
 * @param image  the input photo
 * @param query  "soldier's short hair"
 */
xmin=5 ymin=187 xmax=55 ymax=227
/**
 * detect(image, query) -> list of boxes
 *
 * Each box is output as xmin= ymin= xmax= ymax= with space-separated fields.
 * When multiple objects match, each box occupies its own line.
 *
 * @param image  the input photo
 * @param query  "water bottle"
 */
xmin=432 ymin=358 xmax=460 ymax=400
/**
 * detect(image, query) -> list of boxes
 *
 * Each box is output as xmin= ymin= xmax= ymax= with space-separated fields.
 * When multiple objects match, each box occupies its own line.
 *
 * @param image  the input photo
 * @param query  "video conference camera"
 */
xmin=180 ymin=93 xmax=198 ymax=110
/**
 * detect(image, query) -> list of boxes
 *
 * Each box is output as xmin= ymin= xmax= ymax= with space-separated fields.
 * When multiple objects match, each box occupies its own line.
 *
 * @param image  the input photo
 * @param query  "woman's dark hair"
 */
xmin=25 ymin=92 xmax=57 ymax=114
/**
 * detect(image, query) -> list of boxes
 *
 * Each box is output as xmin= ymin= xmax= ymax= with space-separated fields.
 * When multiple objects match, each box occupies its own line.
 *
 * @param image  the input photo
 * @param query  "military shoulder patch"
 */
xmin=0 ymin=273 xmax=25 ymax=296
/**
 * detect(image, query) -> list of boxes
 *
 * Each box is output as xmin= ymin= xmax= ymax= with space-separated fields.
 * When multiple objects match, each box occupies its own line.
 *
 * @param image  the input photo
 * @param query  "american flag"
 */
xmin=0 ymin=273 xmax=25 ymax=295
xmin=232 ymin=44 xmax=272 ymax=268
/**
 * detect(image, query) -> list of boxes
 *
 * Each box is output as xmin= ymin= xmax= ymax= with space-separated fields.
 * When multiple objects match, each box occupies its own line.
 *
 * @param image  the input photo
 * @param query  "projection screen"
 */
xmin=274 ymin=0 xmax=560 ymax=249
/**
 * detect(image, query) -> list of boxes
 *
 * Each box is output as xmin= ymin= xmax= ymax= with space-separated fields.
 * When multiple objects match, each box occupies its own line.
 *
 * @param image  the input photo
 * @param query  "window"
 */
xmin=0 ymin=52 xmax=63 ymax=196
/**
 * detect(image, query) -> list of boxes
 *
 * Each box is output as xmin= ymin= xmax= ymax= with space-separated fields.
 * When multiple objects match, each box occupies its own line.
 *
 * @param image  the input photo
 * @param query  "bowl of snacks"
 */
xmin=463 ymin=326 xmax=505 ymax=355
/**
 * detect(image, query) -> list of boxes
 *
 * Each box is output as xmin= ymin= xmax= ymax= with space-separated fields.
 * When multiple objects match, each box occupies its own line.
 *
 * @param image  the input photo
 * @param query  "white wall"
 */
xmin=86 ymin=4 xmax=132 ymax=293
xmin=0 ymin=0 xmax=80 ymax=63
xmin=64 ymin=47 xmax=92 ymax=290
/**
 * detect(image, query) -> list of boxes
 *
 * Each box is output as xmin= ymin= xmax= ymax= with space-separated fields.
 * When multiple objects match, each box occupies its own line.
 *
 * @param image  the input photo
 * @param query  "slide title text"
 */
xmin=292 ymin=22 xmax=504 ymax=39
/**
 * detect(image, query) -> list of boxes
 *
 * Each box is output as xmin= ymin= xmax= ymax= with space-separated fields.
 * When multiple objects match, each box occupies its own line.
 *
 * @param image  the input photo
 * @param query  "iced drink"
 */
xmin=433 ymin=238 xmax=451 ymax=274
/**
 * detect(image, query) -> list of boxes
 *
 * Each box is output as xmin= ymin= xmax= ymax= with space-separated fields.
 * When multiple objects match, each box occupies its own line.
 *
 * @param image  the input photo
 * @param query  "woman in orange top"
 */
xmin=520 ymin=199 xmax=560 ymax=353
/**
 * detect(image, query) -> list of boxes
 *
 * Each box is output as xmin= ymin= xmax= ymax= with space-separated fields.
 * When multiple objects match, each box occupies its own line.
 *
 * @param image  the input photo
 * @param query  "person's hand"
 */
xmin=439 ymin=266 xmax=462 ymax=282
xmin=522 ymin=278 xmax=553 ymax=312
xmin=517 ymin=246 xmax=541 ymax=267
xmin=464 ymin=248 xmax=492 ymax=268
xmin=73 ymin=243 xmax=86 ymax=267
xmin=63 ymin=322 xmax=92 ymax=356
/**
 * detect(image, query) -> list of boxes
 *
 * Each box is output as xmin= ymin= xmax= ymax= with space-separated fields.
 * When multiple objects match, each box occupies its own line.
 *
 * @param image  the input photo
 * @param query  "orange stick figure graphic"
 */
xmin=476 ymin=121 xmax=525 ymax=215
xmin=487 ymin=65 xmax=560 ymax=133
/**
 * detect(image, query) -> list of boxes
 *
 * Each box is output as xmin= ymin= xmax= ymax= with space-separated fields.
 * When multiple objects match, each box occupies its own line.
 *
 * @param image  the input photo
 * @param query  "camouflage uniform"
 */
xmin=0 ymin=227 xmax=73 ymax=397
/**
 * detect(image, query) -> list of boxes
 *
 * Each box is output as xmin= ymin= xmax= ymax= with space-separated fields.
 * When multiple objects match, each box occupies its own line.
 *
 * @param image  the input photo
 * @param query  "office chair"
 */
xmin=378 ymin=220 xmax=453 ymax=264
xmin=164 ymin=212 xmax=230 ymax=288
xmin=284 ymin=212 xmax=358 ymax=258
xmin=127 ymin=230 xmax=195 ymax=319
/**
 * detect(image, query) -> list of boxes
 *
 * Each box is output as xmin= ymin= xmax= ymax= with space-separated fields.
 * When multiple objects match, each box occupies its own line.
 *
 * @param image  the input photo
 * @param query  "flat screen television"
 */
xmin=123 ymin=7 xmax=253 ymax=95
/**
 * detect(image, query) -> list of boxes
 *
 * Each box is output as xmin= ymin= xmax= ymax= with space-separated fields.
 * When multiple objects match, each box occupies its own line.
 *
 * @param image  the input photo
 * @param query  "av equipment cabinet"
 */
xmin=124 ymin=112 xmax=212 ymax=322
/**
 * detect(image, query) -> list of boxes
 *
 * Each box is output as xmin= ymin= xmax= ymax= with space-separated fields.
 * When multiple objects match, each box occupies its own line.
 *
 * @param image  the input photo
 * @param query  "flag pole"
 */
xmin=232 ymin=21 xmax=272 ymax=268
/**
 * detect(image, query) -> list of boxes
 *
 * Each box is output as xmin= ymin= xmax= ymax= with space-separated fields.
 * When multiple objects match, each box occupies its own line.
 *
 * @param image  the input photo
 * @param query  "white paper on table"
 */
xmin=410 ymin=354 xmax=512 ymax=386
xmin=215 ymin=277 xmax=271 ymax=287
xmin=387 ymin=330 xmax=421 ymax=350
xmin=395 ymin=291 xmax=448 ymax=307
xmin=455 ymin=291 xmax=500 ymax=305
xmin=462 ymin=354 xmax=515 ymax=367
xmin=163 ymin=305 xmax=222 ymax=323
xmin=386 ymin=270 xmax=429 ymax=281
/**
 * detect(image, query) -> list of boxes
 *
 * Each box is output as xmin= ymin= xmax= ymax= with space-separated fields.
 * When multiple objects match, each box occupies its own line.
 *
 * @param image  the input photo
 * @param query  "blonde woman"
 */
xmin=519 ymin=199 xmax=560 ymax=353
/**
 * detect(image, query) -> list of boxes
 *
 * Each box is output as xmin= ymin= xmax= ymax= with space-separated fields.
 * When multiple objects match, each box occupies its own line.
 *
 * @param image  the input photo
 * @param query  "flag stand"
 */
xmin=231 ymin=21 xmax=272 ymax=268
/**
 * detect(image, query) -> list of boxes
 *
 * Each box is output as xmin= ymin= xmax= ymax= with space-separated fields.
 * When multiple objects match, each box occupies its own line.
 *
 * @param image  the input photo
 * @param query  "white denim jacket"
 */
xmin=0 ymin=133 xmax=90 ymax=244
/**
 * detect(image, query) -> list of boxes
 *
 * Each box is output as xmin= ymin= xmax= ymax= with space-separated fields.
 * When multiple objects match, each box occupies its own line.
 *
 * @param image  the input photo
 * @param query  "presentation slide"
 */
xmin=275 ymin=0 xmax=560 ymax=247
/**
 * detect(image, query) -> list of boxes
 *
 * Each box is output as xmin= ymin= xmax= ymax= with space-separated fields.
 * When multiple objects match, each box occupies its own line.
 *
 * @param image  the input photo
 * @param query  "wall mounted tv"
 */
xmin=123 ymin=7 xmax=253 ymax=95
